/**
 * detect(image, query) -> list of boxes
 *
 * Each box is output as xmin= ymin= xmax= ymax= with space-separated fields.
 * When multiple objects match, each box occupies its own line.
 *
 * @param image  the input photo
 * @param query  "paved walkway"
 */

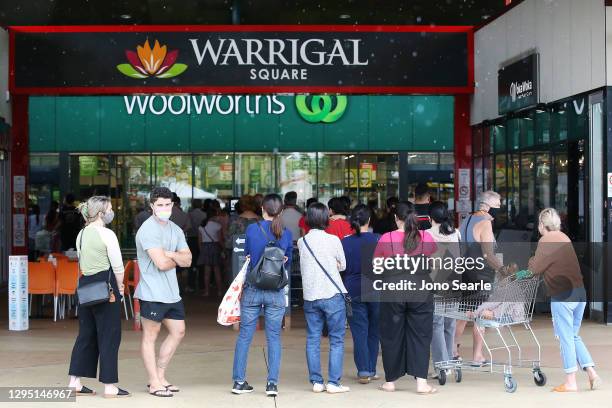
xmin=0 ymin=296 xmax=610 ymax=408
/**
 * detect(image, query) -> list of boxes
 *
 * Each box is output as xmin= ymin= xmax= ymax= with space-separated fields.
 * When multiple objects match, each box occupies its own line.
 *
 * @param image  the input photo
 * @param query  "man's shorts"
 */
xmin=140 ymin=300 xmax=185 ymax=323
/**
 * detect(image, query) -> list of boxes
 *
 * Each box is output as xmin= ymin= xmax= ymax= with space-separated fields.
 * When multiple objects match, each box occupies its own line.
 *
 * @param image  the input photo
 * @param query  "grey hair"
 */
xmin=539 ymin=208 xmax=561 ymax=232
xmin=478 ymin=190 xmax=501 ymax=209
xmin=78 ymin=196 xmax=111 ymax=226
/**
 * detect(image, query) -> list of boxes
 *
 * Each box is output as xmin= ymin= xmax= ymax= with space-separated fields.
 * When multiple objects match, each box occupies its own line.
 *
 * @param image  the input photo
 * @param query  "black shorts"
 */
xmin=140 ymin=300 xmax=185 ymax=323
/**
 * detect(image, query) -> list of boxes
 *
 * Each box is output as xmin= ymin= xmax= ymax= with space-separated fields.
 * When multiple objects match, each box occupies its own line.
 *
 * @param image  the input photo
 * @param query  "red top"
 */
xmin=298 ymin=215 xmax=310 ymax=235
xmin=325 ymin=218 xmax=353 ymax=240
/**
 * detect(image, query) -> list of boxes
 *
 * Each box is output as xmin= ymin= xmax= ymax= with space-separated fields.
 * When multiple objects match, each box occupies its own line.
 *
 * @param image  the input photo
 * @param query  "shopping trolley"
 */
xmin=433 ymin=274 xmax=546 ymax=392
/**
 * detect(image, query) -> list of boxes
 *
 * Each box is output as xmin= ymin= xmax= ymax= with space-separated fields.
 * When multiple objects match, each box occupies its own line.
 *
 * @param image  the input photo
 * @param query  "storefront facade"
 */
xmin=471 ymin=0 xmax=611 ymax=322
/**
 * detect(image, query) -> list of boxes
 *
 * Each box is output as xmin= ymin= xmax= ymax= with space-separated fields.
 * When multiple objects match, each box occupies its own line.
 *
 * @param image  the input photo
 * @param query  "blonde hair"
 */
xmin=78 ymin=196 xmax=111 ymax=226
xmin=538 ymin=208 xmax=561 ymax=232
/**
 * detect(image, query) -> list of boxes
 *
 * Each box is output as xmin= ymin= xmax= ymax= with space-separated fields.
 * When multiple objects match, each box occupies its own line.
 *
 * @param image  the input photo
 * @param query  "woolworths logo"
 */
xmin=295 ymin=95 xmax=348 ymax=123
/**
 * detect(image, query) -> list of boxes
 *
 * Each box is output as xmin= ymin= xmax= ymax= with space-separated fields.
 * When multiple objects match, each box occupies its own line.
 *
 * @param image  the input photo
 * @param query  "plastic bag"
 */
xmin=217 ymin=259 xmax=249 ymax=326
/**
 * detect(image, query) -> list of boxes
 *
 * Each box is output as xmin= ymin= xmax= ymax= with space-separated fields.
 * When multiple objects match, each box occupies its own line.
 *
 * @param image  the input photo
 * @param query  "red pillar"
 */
xmin=10 ymin=95 xmax=28 ymax=255
xmin=454 ymin=94 xmax=472 ymax=222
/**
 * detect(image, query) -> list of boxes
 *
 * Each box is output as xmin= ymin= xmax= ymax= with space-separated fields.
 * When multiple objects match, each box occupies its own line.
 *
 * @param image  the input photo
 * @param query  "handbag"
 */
xmin=246 ymin=222 xmax=289 ymax=290
xmin=76 ymin=229 xmax=113 ymax=307
xmin=302 ymin=237 xmax=352 ymax=318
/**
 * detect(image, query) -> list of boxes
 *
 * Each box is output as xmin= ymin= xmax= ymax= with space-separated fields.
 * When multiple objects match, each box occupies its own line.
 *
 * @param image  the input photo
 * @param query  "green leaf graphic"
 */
xmin=116 ymin=64 xmax=147 ymax=79
xmin=157 ymin=63 xmax=188 ymax=79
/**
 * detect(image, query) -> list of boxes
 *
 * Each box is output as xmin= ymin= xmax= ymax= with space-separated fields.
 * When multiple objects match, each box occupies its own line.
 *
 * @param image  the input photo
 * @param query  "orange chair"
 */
xmin=28 ymin=262 xmax=57 ymax=322
xmin=56 ymin=260 xmax=79 ymax=319
xmin=50 ymin=253 xmax=69 ymax=261
xmin=121 ymin=260 xmax=135 ymax=320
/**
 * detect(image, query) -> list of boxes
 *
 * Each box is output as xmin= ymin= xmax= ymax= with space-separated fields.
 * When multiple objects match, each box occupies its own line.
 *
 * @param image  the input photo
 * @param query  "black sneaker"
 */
xmin=231 ymin=381 xmax=254 ymax=394
xmin=265 ymin=382 xmax=278 ymax=397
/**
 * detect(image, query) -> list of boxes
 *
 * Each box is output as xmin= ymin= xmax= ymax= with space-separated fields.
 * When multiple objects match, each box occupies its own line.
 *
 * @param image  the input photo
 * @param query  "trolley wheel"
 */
xmin=504 ymin=376 xmax=518 ymax=393
xmin=455 ymin=368 xmax=462 ymax=383
xmin=438 ymin=369 xmax=447 ymax=386
xmin=533 ymin=369 xmax=547 ymax=386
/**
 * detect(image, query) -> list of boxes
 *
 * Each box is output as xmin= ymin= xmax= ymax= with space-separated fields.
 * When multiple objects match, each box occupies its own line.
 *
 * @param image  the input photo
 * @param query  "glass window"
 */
xmin=235 ymin=153 xmax=275 ymax=196
xmin=553 ymin=145 xmax=568 ymax=225
xmin=552 ymin=104 xmax=568 ymax=142
xmin=507 ymin=119 xmax=520 ymax=151
xmin=493 ymin=124 xmax=506 ymax=153
xmin=521 ymin=114 xmax=535 ymax=148
xmin=194 ymin=154 xmax=234 ymax=200
xmin=29 ymin=154 xmax=60 ymax=216
xmin=520 ymin=152 xmax=536 ymax=224
xmin=483 ymin=155 xmax=493 ymax=191
xmin=535 ymin=110 xmax=550 ymax=145
xmin=75 ymin=155 xmax=110 ymax=198
xmin=277 ymin=152 xmax=317 ymax=207
xmin=318 ymin=153 xmax=349 ymax=205
xmin=536 ymin=152 xmax=551 ymax=211
xmin=508 ymin=154 xmax=520 ymax=226
xmin=473 ymin=156 xmax=484 ymax=199
xmin=154 ymin=155 xmax=193 ymax=210
xmin=494 ymin=154 xmax=508 ymax=227
xmin=358 ymin=153 xmax=399 ymax=207
xmin=473 ymin=127 xmax=483 ymax=157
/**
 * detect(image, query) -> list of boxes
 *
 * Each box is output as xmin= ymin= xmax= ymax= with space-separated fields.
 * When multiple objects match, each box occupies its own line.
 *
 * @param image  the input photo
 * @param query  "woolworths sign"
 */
xmin=123 ymin=94 xmax=348 ymax=123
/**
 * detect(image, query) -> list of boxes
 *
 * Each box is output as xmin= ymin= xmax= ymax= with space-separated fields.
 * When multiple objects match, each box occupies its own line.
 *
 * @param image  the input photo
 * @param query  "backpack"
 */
xmin=246 ymin=222 xmax=288 ymax=290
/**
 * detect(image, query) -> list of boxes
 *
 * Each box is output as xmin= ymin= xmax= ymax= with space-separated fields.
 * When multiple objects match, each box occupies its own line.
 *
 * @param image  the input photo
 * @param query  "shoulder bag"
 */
xmin=76 ymin=229 xmax=113 ymax=307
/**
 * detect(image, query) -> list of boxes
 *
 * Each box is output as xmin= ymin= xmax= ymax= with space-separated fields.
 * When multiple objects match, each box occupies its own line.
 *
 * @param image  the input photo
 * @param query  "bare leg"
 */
xmin=157 ymin=319 xmax=186 ymax=390
xmin=454 ymin=320 xmax=468 ymax=357
xmin=472 ymin=324 xmax=486 ymax=362
xmin=416 ymin=377 xmax=436 ymax=393
xmin=141 ymin=318 xmax=171 ymax=395
xmin=68 ymin=376 xmax=82 ymax=390
xmin=203 ymin=266 xmax=211 ymax=296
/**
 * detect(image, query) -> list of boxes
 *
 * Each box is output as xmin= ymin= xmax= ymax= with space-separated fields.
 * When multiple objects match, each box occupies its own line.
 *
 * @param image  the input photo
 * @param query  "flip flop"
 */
xmin=149 ymin=389 xmax=173 ymax=397
xmin=417 ymin=387 xmax=438 ymax=395
xmin=589 ymin=376 xmax=602 ymax=391
xmin=147 ymin=384 xmax=180 ymax=393
xmin=469 ymin=360 xmax=489 ymax=368
xmin=74 ymin=386 xmax=96 ymax=396
xmin=552 ymin=384 xmax=577 ymax=393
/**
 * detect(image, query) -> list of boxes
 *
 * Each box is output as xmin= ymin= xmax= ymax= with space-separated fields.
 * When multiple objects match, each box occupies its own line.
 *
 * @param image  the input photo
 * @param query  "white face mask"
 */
xmin=155 ymin=208 xmax=172 ymax=221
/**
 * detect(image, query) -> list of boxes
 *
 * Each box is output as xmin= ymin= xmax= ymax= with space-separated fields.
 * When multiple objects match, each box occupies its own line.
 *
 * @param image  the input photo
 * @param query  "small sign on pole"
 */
xmin=8 ymin=256 xmax=28 ymax=331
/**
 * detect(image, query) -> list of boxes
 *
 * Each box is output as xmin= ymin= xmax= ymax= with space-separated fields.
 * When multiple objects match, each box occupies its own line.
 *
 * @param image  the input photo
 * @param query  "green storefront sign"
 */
xmin=28 ymin=95 xmax=454 ymax=153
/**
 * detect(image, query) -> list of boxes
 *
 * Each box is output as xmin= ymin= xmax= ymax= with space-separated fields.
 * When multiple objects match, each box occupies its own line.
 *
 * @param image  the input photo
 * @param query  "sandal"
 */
xmin=74 ymin=386 xmax=96 ymax=396
xmin=589 ymin=376 xmax=602 ymax=390
xmin=103 ymin=388 xmax=131 ymax=398
xmin=147 ymin=383 xmax=180 ymax=393
xmin=149 ymin=388 xmax=173 ymax=397
xmin=552 ymin=384 xmax=577 ymax=393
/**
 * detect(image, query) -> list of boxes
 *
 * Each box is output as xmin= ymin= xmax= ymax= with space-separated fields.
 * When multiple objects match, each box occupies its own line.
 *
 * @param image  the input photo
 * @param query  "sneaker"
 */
xmin=312 ymin=383 xmax=325 ymax=393
xmin=358 ymin=376 xmax=370 ymax=384
xmin=265 ymin=382 xmax=278 ymax=397
xmin=231 ymin=381 xmax=254 ymax=394
xmin=326 ymin=383 xmax=350 ymax=394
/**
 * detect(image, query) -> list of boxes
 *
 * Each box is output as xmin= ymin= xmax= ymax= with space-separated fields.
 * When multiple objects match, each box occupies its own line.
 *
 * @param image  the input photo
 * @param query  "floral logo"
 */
xmin=117 ymin=39 xmax=188 ymax=79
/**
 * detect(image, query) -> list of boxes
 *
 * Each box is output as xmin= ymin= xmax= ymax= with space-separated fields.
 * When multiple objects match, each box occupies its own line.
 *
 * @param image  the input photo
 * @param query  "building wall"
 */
xmin=471 ymin=0 xmax=606 ymax=125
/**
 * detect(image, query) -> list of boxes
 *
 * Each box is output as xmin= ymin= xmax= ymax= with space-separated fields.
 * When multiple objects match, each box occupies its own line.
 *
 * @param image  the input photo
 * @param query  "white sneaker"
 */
xmin=312 ymin=383 xmax=325 ymax=393
xmin=326 ymin=383 xmax=350 ymax=394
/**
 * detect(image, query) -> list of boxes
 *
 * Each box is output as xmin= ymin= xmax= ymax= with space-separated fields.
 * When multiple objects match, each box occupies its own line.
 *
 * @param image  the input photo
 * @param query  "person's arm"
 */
xmin=477 ymin=221 xmax=503 ymax=271
xmin=527 ymin=242 xmax=553 ymax=275
xmin=334 ymin=236 xmax=346 ymax=271
xmin=99 ymin=228 xmax=125 ymax=291
xmin=147 ymin=248 xmax=178 ymax=271
xmin=165 ymin=227 xmax=192 ymax=267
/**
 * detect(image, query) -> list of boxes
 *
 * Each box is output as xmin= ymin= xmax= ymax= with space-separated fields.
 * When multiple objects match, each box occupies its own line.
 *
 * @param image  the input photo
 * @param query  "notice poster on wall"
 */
xmin=8 ymin=256 xmax=28 ymax=331
xmin=13 ymin=175 xmax=26 ymax=209
xmin=13 ymin=214 xmax=26 ymax=247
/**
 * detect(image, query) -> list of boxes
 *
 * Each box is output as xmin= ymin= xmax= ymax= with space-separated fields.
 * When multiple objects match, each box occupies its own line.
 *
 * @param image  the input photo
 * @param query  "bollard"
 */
xmin=132 ymin=260 xmax=141 ymax=331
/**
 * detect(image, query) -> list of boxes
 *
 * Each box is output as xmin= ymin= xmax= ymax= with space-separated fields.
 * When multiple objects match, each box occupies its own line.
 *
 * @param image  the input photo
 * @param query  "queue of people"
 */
xmin=64 ymin=185 xmax=602 ymax=397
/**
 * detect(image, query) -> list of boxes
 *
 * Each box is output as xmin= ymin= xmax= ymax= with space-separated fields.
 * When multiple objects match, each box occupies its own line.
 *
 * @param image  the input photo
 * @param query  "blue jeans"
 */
xmin=550 ymin=287 xmax=595 ymax=374
xmin=431 ymin=315 xmax=456 ymax=364
xmin=232 ymin=286 xmax=285 ymax=384
xmin=304 ymin=294 xmax=346 ymax=386
xmin=347 ymin=299 xmax=379 ymax=377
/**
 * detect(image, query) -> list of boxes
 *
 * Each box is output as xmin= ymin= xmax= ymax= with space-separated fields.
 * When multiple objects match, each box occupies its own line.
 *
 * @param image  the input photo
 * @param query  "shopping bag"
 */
xmin=217 ymin=259 xmax=249 ymax=326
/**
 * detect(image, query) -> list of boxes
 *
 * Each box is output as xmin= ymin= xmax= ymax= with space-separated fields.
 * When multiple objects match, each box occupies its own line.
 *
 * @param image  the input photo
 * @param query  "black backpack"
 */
xmin=246 ymin=222 xmax=288 ymax=290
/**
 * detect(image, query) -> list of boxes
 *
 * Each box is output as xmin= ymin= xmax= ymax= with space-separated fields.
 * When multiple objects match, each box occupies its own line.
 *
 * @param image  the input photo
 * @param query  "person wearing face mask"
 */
xmin=68 ymin=196 xmax=130 ymax=398
xmin=135 ymin=187 xmax=192 ymax=398
xmin=455 ymin=190 xmax=515 ymax=366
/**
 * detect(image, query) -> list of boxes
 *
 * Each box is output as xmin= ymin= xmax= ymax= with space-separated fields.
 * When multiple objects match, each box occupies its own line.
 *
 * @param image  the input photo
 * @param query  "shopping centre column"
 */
xmin=10 ymin=94 xmax=28 ymax=256
xmin=454 ymin=94 xmax=472 ymax=223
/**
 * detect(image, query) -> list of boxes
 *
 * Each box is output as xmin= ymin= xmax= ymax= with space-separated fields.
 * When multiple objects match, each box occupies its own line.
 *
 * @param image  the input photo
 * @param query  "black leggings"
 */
xmin=68 ymin=272 xmax=122 ymax=384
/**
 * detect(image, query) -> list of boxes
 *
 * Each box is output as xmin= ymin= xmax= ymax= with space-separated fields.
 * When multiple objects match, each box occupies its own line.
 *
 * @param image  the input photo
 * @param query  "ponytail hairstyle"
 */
xmin=429 ymin=201 xmax=455 ymax=236
xmin=262 ymin=193 xmax=284 ymax=240
xmin=395 ymin=201 xmax=420 ymax=253
xmin=349 ymin=204 xmax=371 ymax=236
xmin=78 ymin=196 xmax=110 ymax=226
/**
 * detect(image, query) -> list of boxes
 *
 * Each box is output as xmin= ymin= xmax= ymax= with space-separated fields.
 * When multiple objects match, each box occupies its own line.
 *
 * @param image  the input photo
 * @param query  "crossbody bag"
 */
xmin=76 ymin=228 xmax=114 ymax=307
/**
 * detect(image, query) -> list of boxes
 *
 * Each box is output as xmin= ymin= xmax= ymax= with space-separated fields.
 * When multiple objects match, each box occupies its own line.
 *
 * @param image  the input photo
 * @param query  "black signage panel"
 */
xmin=10 ymin=26 xmax=472 ymax=94
xmin=498 ymin=53 xmax=539 ymax=114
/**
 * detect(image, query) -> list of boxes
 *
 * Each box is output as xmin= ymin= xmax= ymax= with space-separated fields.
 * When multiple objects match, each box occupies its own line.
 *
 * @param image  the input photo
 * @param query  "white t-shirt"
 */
xmin=200 ymin=221 xmax=222 ymax=243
